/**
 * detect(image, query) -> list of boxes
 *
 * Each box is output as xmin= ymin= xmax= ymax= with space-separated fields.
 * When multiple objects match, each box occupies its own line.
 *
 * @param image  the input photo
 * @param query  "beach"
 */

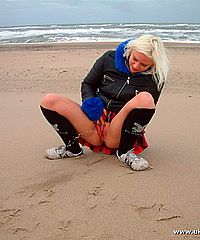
xmin=0 ymin=42 xmax=200 ymax=240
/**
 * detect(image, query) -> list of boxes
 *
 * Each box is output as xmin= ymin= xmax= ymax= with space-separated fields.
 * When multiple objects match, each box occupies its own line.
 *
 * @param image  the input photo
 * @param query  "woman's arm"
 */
xmin=81 ymin=52 xmax=107 ymax=100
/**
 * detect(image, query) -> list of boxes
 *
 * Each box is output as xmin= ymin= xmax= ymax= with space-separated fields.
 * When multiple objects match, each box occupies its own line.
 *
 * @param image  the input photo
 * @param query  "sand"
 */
xmin=0 ymin=42 xmax=200 ymax=240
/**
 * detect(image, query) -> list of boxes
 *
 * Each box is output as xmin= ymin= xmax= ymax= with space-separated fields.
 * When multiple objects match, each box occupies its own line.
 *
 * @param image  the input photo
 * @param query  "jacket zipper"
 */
xmin=106 ymin=76 xmax=130 ymax=109
xmin=107 ymin=99 xmax=112 ymax=109
xmin=104 ymin=75 xmax=115 ymax=82
xmin=116 ymin=76 xmax=130 ymax=99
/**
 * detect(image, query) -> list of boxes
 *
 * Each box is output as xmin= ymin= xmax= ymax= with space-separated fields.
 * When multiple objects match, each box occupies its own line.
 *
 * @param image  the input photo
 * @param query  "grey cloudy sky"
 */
xmin=0 ymin=0 xmax=199 ymax=26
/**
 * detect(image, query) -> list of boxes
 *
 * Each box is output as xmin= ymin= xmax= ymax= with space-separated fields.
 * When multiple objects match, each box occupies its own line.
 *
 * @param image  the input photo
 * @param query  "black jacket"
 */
xmin=81 ymin=50 xmax=162 ymax=113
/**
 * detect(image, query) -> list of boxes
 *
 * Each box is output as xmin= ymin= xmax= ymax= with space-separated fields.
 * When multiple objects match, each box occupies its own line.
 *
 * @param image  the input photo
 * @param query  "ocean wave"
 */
xmin=0 ymin=23 xmax=199 ymax=44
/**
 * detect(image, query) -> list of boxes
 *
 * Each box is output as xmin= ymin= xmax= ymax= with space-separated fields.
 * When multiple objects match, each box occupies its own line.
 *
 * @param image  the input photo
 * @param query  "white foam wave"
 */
xmin=0 ymin=23 xmax=200 ymax=44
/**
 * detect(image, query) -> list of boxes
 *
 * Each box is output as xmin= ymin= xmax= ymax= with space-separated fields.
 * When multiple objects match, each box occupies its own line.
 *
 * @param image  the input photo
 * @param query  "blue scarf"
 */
xmin=114 ymin=39 xmax=132 ymax=75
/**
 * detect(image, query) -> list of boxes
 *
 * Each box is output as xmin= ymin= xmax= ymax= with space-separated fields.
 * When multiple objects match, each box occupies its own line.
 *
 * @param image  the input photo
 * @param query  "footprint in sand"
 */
xmin=0 ymin=188 xmax=56 ymax=238
xmin=87 ymin=184 xmax=104 ymax=210
xmin=13 ymin=187 xmax=56 ymax=206
xmin=36 ymin=189 xmax=56 ymax=205
xmin=131 ymin=203 xmax=181 ymax=222
xmin=58 ymin=219 xmax=72 ymax=232
xmin=0 ymin=208 xmax=22 ymax=226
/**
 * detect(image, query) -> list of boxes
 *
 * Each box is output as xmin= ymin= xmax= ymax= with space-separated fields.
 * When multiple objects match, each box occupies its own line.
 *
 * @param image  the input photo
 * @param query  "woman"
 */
xmin=40 ymin=34 xmax=169 ymax=171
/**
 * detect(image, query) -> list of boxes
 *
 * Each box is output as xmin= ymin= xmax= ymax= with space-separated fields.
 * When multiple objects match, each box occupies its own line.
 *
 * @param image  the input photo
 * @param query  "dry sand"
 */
xmin=0 ymin=42 xmax=200 ymax=240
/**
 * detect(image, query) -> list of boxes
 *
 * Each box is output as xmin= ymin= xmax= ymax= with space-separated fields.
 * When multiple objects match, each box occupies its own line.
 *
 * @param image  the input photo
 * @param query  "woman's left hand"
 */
xmin=96 ymin=109 xmax=108 ymax=140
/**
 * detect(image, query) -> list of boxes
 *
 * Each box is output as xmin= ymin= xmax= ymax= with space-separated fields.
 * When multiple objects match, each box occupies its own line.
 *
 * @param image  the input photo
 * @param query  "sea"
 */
xmin=0 ymin=23 xmax=200 ymax=44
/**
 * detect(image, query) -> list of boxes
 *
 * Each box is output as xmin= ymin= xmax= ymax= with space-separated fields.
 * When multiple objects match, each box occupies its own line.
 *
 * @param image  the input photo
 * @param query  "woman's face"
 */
xmin=128 ymin=49 xmax=154 ymax=74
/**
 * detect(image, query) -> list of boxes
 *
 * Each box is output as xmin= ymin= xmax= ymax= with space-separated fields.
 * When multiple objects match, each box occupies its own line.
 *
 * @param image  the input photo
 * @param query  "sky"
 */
xmin=0 ymin=0 xmax=200 ymax=27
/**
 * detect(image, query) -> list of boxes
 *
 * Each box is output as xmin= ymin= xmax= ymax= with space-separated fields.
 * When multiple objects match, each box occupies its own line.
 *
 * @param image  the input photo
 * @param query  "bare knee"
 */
xmin=40 ymin=93 xmax=63 ymax=109
xmin=135 ymin=91 xmax=155 ymax=109
xmin=122 ymin=91 xmax=155 ymax=114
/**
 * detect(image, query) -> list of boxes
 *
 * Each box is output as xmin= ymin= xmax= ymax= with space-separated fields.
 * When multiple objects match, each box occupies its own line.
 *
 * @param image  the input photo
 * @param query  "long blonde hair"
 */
xmin=124 ymin=34 xmax=169 ymax=90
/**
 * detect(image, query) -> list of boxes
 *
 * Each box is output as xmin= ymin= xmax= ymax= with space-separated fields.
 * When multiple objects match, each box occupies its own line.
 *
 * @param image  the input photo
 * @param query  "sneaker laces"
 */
xmin=54 ymin=145 xmax=66 ymax=158
xmin=125 ymin=150 xmax=141 ymax=165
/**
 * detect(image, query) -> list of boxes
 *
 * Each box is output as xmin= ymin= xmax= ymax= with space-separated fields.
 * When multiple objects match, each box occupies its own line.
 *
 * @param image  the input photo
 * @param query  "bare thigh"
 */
xmin=103 ymin=92 xmax=156 ymax=148
xmin=40 ymin=93 xmax=102 ymax=146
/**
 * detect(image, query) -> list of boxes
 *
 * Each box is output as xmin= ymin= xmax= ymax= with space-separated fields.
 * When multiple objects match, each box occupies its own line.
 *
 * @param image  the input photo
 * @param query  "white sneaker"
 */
xmin=116 ymin=149 xmax=150 ymax=171
xmin=45 ymin=145 xmax=83 ymax=160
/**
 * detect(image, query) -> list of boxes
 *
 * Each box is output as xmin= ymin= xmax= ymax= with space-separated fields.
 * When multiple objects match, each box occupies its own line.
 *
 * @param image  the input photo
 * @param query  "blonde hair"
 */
xmin=124 ymin=34 xmax=169 ymax=90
